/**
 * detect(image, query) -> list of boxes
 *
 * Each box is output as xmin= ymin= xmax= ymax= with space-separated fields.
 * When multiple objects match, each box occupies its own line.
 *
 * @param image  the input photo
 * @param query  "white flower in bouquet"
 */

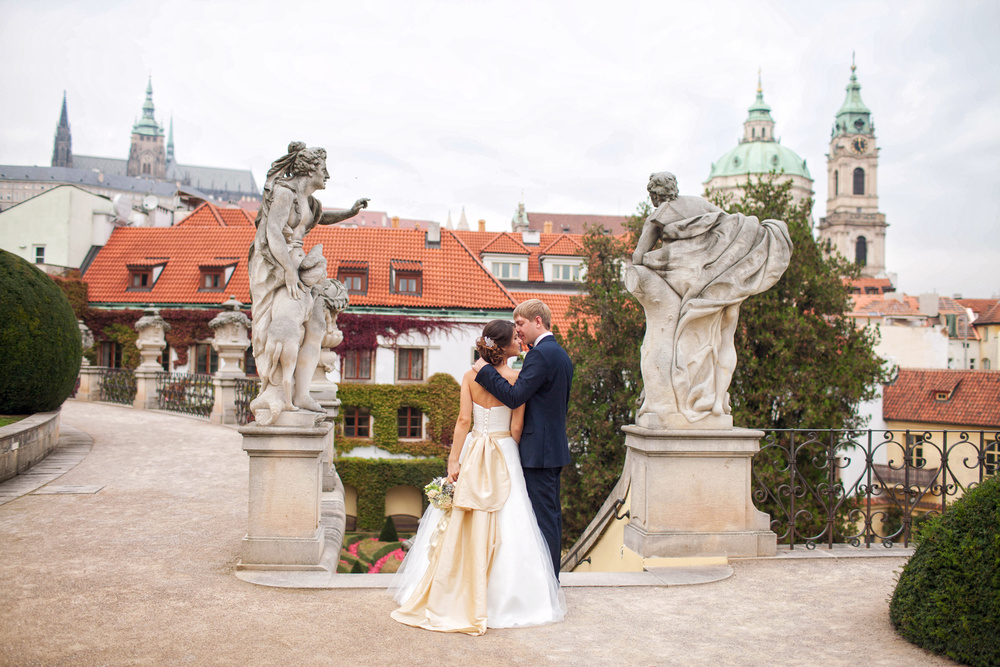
xmin=424 ymin=476 xmax=454 ymax=511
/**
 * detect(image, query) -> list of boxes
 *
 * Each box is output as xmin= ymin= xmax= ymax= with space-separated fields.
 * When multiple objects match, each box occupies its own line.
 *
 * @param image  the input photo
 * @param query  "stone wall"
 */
xmin=0 ymin=410 xmax=61 ymax=483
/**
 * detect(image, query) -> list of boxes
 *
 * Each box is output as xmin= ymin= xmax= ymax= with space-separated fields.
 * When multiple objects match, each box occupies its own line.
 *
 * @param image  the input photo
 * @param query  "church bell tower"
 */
xmin=127 ymin=78 xmax=167 ymax=179
xmin=817 ymin=57 xmax=888 ymax=279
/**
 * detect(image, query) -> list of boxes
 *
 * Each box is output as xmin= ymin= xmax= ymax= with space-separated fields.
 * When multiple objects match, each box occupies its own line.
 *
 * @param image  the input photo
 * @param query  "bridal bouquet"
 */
xmin=424 ymin=477 xmax=454 ymax=511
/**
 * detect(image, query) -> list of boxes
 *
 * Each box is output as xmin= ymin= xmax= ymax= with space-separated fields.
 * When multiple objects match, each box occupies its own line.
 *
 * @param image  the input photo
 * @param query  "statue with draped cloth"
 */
xmin=626 ymin=172 xmax=793 ymax=429
xmin=248 ymin=142 xmax=368 ymax=425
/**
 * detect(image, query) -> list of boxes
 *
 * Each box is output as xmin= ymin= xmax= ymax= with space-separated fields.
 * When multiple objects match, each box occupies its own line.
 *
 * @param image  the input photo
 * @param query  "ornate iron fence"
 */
xmin=98 ymin=368 xmax=136 ymax=405
xmin=155 ymin=372 xmax=215 ymax=418
xmin=234 ymin=377 xmax=260 ymax=425
xmin=753 ymin=429 xmax=1000 ymax=550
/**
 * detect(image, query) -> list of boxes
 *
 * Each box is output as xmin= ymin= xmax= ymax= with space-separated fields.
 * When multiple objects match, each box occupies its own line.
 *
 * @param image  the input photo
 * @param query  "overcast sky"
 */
xmin=1 ymin=0 xmax=997 ymax=297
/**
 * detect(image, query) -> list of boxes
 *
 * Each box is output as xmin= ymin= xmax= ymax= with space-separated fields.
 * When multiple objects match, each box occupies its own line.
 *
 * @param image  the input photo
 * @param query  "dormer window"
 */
xmin=130 ymin=269 xmax=152 ymax=290
xmin=553 ymin=264 xmax=581 ymax=282
xmin=126 ymin=261 xmax=166 ymax=291
xmin=338 ymin=261 xmax=369 ymax=295
xmin=491 ymin=262 xmax=521 ymax=280
xmin=396 ymin=272 xmax=421 ymax=294
xmin=200 ymin=269 xmax=224 ymax=290
xmin=391 ymin=260 xmax=422 ymax=295
xmin=198 ymin=262 xmax=236 ymax=292
xmin=935 ymin=392 xmax=949 ymax=401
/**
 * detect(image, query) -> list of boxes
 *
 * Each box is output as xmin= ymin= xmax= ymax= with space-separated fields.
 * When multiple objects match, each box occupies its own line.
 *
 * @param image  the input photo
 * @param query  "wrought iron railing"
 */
xmin=98 ymin=368 xmax=136 ymax=405
xmin=155 ymin=372 xmax=215 ymax=418
xmin=234 ymin=377 xmax=261 ymax=425
xmin=753 ymin=429 xmax=1000 ymax=550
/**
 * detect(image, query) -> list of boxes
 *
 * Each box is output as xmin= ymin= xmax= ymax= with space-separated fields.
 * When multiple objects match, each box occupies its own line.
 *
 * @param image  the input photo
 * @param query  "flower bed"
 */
xmin=338 ymin=533 xmax=409 ymax=574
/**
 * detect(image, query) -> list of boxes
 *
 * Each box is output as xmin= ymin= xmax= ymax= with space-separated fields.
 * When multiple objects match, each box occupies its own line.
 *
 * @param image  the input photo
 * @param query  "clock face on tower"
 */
xmin=852 ymin=137 xmax=868 ymax=154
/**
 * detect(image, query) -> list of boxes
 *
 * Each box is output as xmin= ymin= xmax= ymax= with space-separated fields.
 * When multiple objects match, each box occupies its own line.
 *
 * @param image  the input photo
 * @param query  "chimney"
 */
xmin=918 ymin=293 xmax=940 ymax=317
xmin=521 ymin=230 xmax=540 ymax=245
xmin=426 ymin=221 xmax=441 ymax=247
xmin=414 ymin=222 xmax=421 ymax=231
xmin=478 ymin=219 xmax=486 ymax=232
xmin=543 ymin=221 xmax=553 ymax=234
xmin=391 ymin=216 xmax=400 ymax=228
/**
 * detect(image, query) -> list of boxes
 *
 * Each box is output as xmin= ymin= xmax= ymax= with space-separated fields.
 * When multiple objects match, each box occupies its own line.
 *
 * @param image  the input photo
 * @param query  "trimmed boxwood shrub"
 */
xmin=889 ymin=475 xmax=1000 ymax=666
xmin=0 ymin=251 xmax=82 ymax=414
xmin=379 ymin=515 xmax=399 ymax=543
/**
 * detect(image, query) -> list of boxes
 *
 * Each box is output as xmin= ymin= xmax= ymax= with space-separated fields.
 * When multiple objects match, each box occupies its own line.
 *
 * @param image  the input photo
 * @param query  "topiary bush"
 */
xmin=379 ymin=515 xmax=399 ymax=543
xmin=889 ymin=475 xmax=1000 ymax=666
xmin=0 ymin=251 xmax=82 ymax=414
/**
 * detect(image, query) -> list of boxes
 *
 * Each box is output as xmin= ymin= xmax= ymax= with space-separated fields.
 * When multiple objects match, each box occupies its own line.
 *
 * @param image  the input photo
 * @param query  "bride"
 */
xmin=390 ymin=320 xmax=566 ymax=635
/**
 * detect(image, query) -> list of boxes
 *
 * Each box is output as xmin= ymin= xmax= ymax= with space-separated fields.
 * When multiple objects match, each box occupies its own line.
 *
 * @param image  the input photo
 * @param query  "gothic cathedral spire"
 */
xmin=51 ymin=91 xmax=73 ymax=168
xmin=817 ymin=58 xmax=889 ymax=281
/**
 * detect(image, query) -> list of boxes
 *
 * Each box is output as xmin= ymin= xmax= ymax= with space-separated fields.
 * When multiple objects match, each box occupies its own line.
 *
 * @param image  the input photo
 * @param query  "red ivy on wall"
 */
xmin=334 ymin=313 xmax=465 ymax=351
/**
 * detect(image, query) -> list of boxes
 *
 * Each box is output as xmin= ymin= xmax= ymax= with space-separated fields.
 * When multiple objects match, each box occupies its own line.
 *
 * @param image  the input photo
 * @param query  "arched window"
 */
xmin=855 ymin=236 xmax=868 ymax=266
xmin=834 ymin=170 xmax=839 ymax=195
xmin=752 ymin=128 xmax=756 ymax=138
xmin=853 ymin=167 xmax=865 ymax=195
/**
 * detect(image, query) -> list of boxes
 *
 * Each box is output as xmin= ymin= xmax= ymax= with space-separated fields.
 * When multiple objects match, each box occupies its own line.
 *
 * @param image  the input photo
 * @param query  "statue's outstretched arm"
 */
xmin=632 ymin=219 xmax=662 ymax=265
xmin=319 ymin=198 xmax=370 ymax=225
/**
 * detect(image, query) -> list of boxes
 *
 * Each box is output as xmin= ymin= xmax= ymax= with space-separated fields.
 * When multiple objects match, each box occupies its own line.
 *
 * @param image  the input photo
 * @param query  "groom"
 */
xmin=472 ymin=299 xmax=573 ymax=576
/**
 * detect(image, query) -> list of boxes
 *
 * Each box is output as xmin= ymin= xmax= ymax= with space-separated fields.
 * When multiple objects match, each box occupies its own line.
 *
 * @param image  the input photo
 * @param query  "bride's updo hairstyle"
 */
xmin=476 ymin=320 xmax=515 ymax=366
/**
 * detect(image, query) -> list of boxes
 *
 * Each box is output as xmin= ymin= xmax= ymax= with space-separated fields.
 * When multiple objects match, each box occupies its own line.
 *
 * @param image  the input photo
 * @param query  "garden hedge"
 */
xmin=889 ymin=475 xmax=1000 ymax=666
xmin=0 ymin=251 xmax=82 ymax=414
xmin=336 ymin=457 xmax=446 ymax=531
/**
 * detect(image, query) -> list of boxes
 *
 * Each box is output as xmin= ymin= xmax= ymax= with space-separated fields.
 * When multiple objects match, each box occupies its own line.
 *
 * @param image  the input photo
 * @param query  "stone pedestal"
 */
xmin=622 ymin=425 xmax=776 ymax=558
xmin=309 ymin=348 xmax=341 ymax=492
xmin=238 ymin=411 xmax=333 ymax=570
xmin=209 ymin=298 xmax=252 ymax=426
xmin=75 ymin=366 xmax=102 ymax=401
xmin=133 ymin=369 xmax=160 ymax=410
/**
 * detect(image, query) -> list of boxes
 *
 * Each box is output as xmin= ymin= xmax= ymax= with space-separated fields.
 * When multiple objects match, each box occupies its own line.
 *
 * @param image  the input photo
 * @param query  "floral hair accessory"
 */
xmin=483 ymin=336 xmax=495 ymax=348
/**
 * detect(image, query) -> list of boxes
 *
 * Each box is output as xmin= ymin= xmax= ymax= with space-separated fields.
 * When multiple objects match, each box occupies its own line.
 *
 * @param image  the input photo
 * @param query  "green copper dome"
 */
xmin=832 ymin=56 xmax=873 ymax=136
xmin=707 ymin=78 xmax=810 ymax=181
xmin=707 ymin=141 xmax=811 ymax=179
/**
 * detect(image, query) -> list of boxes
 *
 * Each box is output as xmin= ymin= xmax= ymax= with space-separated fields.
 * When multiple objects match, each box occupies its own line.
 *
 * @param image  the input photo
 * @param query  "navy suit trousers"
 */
xmin=523 ymin=466 xmax=562 ymax=577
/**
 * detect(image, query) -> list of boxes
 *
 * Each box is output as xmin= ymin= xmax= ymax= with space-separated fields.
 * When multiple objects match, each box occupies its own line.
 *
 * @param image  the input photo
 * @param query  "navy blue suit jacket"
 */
xmin=475 ymin=335 xmax=573 ymax=468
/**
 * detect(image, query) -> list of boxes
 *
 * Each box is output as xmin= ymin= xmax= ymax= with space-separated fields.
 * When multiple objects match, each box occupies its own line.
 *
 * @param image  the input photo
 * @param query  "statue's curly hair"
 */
xmin=647 ymin=171 xmax=679 ymax=202
xmin=476 ymin=320 xmax=516 ymax=366
xmin=264 ymin=141 xmax=327 ymax=187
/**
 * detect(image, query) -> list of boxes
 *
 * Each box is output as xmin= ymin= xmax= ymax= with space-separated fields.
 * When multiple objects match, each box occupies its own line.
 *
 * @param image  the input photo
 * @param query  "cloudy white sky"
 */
xmin=1 ymin=0 xmax=997 ymax=297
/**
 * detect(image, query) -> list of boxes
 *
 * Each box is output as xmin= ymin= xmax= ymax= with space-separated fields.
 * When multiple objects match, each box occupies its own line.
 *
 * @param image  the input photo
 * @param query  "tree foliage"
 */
xmin=559 ymin=176 xmax=887 ymax=548
xmin=558 ymin=210 xmax=646 ymax=547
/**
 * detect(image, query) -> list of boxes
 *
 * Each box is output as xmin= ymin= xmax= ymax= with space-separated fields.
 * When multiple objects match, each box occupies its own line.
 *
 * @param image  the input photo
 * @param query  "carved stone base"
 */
xmin=622 ymin=425 xmax=776 ymax=558
xmin=238 ymin=415 xmax=334 ymax=570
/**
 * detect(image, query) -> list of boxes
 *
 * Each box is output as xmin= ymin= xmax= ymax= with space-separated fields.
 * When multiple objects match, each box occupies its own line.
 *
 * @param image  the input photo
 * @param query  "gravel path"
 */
xmin=0 ymin=401 xmax=953 ymax=666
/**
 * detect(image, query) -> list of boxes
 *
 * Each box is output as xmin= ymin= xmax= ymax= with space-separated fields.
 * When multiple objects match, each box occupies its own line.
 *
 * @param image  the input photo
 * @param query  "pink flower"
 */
xmin=368 ymin=549 xmax=406 ymax=574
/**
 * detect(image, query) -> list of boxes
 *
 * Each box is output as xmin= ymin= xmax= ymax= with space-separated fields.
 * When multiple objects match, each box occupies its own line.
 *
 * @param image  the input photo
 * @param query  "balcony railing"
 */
xmin=234 ymin=377 xmax=261 ymax=426
xmin=753 ymin=429 xmax=1000 ymax=550
xmin=155 ymin=372 xmax=215 ymax=418
xmin=98 ymin=368 xmax=136 ymax=405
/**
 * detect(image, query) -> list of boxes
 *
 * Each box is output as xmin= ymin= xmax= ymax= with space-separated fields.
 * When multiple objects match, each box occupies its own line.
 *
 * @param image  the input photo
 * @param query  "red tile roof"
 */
xmin=175 ymin=202 xmax=255 ymax=227
xmin=844 ymin=277 xmax=895 ymax=294
xmin=850 ymin=294 xmax=924 ymax=318
xmin=84 ymin=226 xmax=517 ymax=311
xmin=509 ymin=291 xmax=578 ymax=335
xmin=480 ymin=233 xmax=530 ymax=255
xmin=883 ymin=369 xmax=1000 ymax=428
xmin=956 ymin=298 xmax=999 ymax=320
xmin=541 ymin=234 xmax=585 ymax=256
xmin=453 ymin=230 xmax=588 ymax=283
xmin=526 ymin=212 xmax=629 ymax=235
xmin=976 ymin=302 xmax=1000 ymax=326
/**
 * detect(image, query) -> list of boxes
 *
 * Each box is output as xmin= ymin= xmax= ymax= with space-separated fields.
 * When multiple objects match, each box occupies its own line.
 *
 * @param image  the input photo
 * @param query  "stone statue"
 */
xmin=626 ymin=172 xmax=792 ymax=429
xmin=248 ymin=142 xmax=366 ymax=425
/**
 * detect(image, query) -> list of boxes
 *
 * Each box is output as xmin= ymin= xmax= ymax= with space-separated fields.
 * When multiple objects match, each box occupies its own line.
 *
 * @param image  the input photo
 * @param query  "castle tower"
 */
xmin=704 ymin=73 xmax=813 ymax=204
xmin=817 ymin=58 xmax=888 ymax=278
xmin=126 ymin=77 xmax=166 ymax=179
xmin=51 ymin=91 xmax=73 ymax=168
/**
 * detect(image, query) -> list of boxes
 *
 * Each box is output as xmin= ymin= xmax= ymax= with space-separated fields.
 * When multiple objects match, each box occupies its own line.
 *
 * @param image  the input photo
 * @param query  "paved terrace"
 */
xmin=0 ymin=402 xmax=953 ymax=666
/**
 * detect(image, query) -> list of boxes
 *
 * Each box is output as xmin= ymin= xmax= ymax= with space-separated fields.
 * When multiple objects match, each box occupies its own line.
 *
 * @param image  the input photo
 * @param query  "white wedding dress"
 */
xmin=391 ymin=403 xmax=566 ymax=633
